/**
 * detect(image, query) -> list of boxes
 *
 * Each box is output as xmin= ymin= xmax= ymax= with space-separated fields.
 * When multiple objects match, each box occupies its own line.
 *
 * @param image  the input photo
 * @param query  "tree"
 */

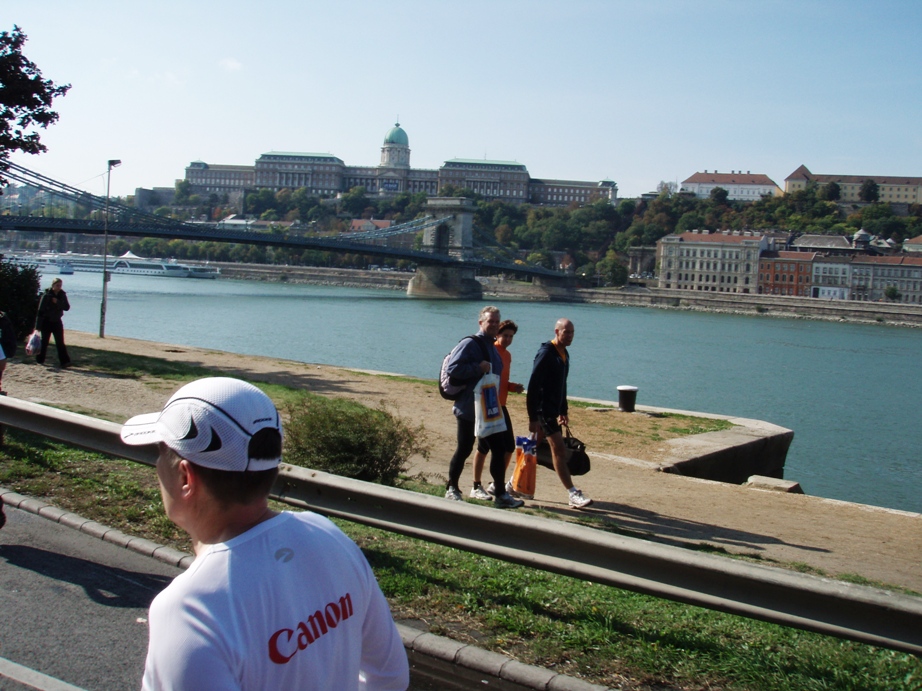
xmin=340 ymin=186 xmax=369 ymax=217
xmin=859 ymin=179 xmax=879 ymax=203
xmin=819 ymin=181 xmax=841 ymax=201
xmin=709 ymin=187 xmax=729 ymax=205
xmin=656 ymin=181 xmax=676 ymax=197
xmin=174 ymin=179 xmax=192 ymax=204
xmin=0 ymin=26 xmax=70 ymax=184
xmin=884 ymin=286 xmax=901 ymax=302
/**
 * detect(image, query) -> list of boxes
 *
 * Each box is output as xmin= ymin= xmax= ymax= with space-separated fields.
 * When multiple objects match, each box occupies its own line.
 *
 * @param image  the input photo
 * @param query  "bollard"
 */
xmin=617 ymin=385 xmax=638 ymax=412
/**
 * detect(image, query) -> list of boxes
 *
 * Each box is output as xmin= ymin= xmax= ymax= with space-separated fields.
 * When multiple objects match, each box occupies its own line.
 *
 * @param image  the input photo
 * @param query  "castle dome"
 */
xmin=383 ymin=122 xmax=409 ymax=147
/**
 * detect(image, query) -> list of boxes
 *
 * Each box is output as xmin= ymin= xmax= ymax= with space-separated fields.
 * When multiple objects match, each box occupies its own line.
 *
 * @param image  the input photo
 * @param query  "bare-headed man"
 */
xmin=121 ymin=377 xmax=409 ymax=690
xmin=526 ymin=319 xmax=593 ymax=508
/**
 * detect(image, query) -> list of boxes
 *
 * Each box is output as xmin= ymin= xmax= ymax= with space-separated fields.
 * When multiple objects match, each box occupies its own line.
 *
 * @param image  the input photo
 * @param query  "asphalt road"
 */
xmin=0 ymin=504 xmax=182 ymax=690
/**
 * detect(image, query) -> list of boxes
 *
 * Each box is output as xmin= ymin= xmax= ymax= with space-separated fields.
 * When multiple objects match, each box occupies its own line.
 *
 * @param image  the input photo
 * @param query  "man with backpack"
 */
xmin=443 ymin=306 xmax=523 ymax=509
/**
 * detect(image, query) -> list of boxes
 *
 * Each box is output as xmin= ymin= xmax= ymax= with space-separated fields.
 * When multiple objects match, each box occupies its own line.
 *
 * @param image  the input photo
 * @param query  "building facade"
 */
xmin=850 ymin=255 xmax=922 ymax=304
xmin=184 ymin=123 xmax=616 ymax=207
xmin=656 ymin=230 xmax=767 ymax=293
xmin=759 ymin=250 xmax=815 ymax=296
xmin=811 ymin=255 xmax=852 ymax=300
xmin=679 ymin=171 xmax=781 ymax=200
xmin=784 ymin=165 xmax=922 ymax=204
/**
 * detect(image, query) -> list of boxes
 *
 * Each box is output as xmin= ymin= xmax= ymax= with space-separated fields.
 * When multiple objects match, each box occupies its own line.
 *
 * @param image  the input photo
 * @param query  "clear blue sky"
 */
xmin=7 ymin=0 xmax=922 ymax=200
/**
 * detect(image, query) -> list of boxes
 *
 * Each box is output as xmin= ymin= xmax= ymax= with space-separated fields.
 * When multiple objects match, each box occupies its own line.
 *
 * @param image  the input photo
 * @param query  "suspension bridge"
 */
xmin=0 ymin=162 xmax=568 ymax=298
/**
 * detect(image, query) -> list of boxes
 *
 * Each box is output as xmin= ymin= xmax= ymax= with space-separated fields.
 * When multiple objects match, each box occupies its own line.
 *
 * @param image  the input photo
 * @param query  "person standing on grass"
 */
xmin=469 ymin=320 xmax=525 ymax=500
xmin=526 ymin=318 xmax=592 ymax=509
xmin=444 ymin=306 xmax=523 ymax=509
xmin=35 ymin=278 xmax=71 ymax=368
xmin=120 ymin=377 xmax=409 ymax=690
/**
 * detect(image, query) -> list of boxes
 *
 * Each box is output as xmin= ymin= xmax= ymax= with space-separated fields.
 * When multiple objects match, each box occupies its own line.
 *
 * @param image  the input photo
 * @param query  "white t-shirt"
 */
xmin=142 ymin=511 xmax=409 ymax=690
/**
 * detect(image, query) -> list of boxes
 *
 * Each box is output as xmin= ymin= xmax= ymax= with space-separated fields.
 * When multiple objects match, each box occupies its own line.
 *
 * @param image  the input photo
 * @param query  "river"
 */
xmin=48 ymin=271 xmax=922 ymax=514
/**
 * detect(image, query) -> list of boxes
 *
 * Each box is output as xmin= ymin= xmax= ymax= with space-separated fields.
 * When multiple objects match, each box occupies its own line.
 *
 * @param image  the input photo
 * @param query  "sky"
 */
xmin=6 ymin=0 xmax=922 ymax=201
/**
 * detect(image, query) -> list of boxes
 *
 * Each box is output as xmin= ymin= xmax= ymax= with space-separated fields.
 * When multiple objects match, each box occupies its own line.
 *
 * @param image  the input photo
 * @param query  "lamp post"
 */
xmin=99 ymin=159 xmax=121 ymax=338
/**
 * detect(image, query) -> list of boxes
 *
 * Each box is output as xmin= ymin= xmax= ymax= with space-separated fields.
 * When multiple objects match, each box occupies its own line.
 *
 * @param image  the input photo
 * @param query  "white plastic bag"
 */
xmin=25 ymin=330 xmax=41 ymax=356
xmin=473 ymin=368 xmax=506 ymax=437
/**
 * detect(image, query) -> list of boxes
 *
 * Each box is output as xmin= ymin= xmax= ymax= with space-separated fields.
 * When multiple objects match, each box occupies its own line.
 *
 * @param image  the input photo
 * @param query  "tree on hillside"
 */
xmin=174 ymin=179 xmax=192 ymax=204
xmin=0 ymin=26 xmax=70 ymax=185
xmin=656 ymin=180 xmax=677 ymax=196
xmin=340 ymin=186 xmax=369 ymax=217
xmin=709 ymin=187 xmax=729 ymax=205
xmin=818 ymin=181 xmax=841 ymax=201
xmin=859 ymin=179 xmax=879 ymax=203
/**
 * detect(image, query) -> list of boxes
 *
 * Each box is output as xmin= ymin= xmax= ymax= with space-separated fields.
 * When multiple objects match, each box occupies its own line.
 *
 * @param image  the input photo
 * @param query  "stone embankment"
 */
xmin=213 ymin=262 xmax=922 ymax=327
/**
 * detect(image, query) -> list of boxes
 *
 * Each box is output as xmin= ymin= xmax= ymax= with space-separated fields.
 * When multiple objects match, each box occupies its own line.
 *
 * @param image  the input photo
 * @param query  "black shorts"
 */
xmin=538 ymin=416 xmax=562 ymax=437
xmin=477 ymin=406 xmax=515 ymax=454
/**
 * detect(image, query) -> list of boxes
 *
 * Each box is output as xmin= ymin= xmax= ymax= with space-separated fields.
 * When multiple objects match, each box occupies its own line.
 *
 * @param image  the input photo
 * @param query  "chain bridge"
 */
xmin=1 ymin=162 xmax=568 ymax=298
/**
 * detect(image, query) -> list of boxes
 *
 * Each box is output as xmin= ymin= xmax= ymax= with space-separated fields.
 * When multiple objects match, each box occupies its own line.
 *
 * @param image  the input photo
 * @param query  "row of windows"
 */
xmin=668 ymin=273 xmax=750 ymax=285
xmin=760 ymin=274 xmax=811 ymax=284
xmin=681 ymin=249 xmax=753 ymax=259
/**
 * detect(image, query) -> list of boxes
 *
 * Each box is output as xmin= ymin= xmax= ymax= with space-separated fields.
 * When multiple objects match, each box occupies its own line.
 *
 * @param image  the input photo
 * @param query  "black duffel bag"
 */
xmin=535 ymin=424 xmax=591 ymax=476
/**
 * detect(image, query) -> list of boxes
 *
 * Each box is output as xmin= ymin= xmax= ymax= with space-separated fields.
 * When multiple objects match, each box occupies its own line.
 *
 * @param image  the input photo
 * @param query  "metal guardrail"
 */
xmin=1 ymin=395 xmax=920 ymax=656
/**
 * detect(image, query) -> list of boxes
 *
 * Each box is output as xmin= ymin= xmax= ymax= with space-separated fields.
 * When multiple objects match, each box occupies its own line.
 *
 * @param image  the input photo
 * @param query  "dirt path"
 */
xmin=5 ymin=330 xmax=921 ymax=593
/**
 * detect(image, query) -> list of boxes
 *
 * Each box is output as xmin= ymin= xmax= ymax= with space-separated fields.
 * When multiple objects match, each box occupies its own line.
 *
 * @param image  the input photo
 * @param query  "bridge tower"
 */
xmin=407 ymin=198 xmax=483 ymax=299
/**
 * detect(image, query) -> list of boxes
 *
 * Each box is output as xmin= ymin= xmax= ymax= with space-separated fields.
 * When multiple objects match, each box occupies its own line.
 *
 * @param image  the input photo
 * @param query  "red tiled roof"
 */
xmin=349 ymin=219 xmax=393 ymax=231
xmin=853 ymin=255 xmax=922 ymax=266
xmin=904 ymin=235 xmax=922 ymax=246
xmin=682 ymin=171 xmax=778 ymax=186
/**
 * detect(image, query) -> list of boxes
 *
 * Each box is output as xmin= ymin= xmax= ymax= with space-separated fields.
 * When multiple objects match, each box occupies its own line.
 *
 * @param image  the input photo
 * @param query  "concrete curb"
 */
xmin=0 ymin=486 xmax=615 ymax=690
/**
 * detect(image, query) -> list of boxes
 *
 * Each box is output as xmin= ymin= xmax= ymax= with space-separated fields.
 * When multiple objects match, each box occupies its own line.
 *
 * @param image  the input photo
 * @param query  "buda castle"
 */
xmin=183 ymin=123 xmax=617 ymax=208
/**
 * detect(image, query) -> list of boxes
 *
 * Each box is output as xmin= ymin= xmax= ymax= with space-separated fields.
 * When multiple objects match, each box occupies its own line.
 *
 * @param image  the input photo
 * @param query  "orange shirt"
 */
xmin=494 ymin=342 xmax=521 ymax=406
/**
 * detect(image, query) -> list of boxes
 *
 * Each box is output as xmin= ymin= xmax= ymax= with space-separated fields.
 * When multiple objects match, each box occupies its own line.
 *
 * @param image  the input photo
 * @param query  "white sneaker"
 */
xmin=485 ymin=482 xmax=496 ymax=496
xmin=445 ymin=487 xmax=463 ymax=501
xmin=506 ymin=481 xmax=533 ymax=500
xmin=494 ymin=492 xmax=524 ymax=509
xmin=470 ymin=485 xmax=492 ymax=501
xmin=568 ymin=488 xmax=593 ymax=509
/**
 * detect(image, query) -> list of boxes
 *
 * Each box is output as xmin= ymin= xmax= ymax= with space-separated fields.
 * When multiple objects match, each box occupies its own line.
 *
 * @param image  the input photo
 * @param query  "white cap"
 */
xmin=120 ymin=377 xmax=282 ymax=471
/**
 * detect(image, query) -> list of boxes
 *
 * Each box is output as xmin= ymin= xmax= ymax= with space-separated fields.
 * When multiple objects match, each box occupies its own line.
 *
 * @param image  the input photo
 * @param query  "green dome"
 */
xmin=383 ymin=122 xmax=409 ymax=147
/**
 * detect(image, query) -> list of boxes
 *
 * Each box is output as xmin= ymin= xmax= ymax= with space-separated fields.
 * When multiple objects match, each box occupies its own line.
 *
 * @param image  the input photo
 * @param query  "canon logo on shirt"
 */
xmin=268 ymin=592 xmax=355 ymax=664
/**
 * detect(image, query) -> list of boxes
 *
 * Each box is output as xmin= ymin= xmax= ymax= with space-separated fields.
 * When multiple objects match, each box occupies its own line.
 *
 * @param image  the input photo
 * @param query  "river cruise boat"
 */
xmin=187 ymin=265 xmax=221 ymax=279
xmin=8 ymin=252 xmax=213 ymax=279
xmin=8 ymin=254 xmax=74 ymax=275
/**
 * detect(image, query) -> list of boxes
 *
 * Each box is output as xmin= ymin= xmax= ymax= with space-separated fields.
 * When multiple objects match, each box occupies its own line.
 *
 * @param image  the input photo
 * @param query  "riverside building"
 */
xmin=657 ymin=229 xmax=922 ymax=303
xmin=183 ymin=123 xmax=616 ymax=207
xmin=656 ymin=230 xmax=768 ymax=293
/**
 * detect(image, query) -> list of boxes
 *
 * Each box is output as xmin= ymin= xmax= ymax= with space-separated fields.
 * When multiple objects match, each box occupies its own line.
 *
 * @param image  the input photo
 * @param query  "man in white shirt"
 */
xmin=121 ymin=377 xmax=409 ymax=690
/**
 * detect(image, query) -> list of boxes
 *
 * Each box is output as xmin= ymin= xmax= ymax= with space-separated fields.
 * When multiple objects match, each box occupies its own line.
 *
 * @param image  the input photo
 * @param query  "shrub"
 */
xmin=0 ymin=256 xmax=41 ymax=339
xmin=283 ymin=394 xmax=428 ymax=485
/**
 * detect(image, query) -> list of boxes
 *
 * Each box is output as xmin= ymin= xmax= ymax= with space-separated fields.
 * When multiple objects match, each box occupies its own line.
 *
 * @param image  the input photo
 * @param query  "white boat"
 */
xmin=8 ymin=251 xmax=208 ymax=279
xmin=8 ymin=254 xmax=74 ymax=275
xmin=110 ymin=253 xmax=190 ymax=277
xmin=187 ymin=265 xmax=220 ymax=279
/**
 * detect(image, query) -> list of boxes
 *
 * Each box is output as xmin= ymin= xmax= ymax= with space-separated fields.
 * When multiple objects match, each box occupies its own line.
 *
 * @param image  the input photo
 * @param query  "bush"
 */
xmin=0 ymin=256 xmax=41 ymax=340
xmin=283 ymin=394 xmax=428 ymax=485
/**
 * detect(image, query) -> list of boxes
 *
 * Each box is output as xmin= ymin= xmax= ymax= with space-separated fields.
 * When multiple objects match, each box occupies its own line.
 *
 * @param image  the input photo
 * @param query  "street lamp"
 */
xmin=99 ymin=159 xmax=121 ymax=338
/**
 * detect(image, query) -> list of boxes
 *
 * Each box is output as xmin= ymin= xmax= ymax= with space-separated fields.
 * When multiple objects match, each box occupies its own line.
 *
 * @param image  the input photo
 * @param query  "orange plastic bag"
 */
xmin=511 ymin=435 xmax=537 ymax=499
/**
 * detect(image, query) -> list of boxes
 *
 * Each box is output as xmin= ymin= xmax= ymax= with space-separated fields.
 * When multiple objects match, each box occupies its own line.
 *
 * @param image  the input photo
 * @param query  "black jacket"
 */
xmin=37 ymin=288 xmax=70 ymax=328
xmin=526 ymin=341 xmax=569 ymax=421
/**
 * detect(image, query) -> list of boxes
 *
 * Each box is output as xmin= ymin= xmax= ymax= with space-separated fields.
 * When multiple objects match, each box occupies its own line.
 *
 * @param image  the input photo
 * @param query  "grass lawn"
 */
xmin=1 ymin=350 xmax=919 ymax=690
